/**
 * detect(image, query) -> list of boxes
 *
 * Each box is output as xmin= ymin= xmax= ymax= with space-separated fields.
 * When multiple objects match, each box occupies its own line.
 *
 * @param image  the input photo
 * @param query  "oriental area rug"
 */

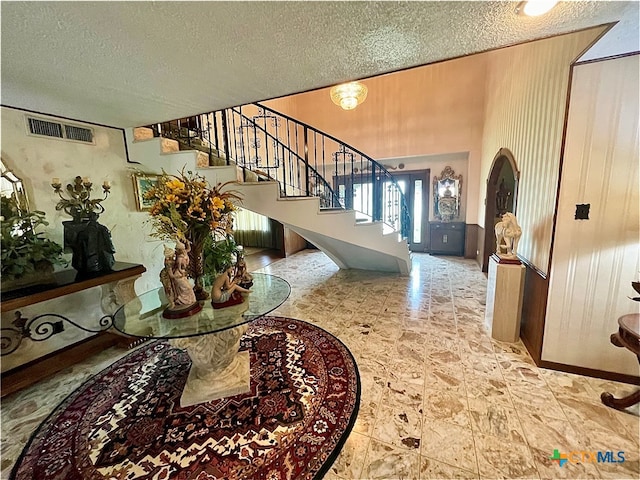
xmin=11 ymin=316 xmax=360 ymax=480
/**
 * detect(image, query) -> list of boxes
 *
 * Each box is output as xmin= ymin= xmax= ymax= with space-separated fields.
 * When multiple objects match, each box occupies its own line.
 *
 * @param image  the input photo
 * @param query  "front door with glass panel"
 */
xmin=334 ymin=170 xmax=429 ymax=252
xmin=390 ymin=171 xmax=429 ymax=252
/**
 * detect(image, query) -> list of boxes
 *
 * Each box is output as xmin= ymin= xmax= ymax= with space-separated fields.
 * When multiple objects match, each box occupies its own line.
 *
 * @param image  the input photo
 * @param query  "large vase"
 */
xmin=62 ymin=218 xmax=90 ymax=252
xmin=187 ymin=237 xmax=209 ymax=300
xmin=63 ymin=215 xmax=116 ymax=276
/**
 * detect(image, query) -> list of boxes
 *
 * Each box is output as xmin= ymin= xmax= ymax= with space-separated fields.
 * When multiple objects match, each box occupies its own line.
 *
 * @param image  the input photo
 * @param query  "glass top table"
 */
xmin=112 ymin=273 xmax=291 ymax=407
xmin=113 ymin=273 xmax=291 ymax=340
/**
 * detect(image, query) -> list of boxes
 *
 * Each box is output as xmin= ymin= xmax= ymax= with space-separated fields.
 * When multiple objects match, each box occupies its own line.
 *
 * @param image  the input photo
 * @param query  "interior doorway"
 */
xmin=482 ymin=148 xmax=519 ymax=272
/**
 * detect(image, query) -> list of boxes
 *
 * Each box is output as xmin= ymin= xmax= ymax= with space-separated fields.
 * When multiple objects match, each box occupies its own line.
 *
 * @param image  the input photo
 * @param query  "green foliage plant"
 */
xmin=202 ymin=234 xmax=239 ymax=285
xmin=1 ymin=196 xmax=67 ymax=281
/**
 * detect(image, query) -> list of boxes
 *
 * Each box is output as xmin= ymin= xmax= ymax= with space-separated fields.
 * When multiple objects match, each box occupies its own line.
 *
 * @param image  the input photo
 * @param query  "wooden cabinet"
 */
xmin=429 ymin=222 xmax=465 ymax=256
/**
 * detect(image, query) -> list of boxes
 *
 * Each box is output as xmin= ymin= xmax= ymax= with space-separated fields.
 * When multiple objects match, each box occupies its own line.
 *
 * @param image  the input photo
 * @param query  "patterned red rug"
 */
xmin=11 ymin=316 xmax=360 ymax=480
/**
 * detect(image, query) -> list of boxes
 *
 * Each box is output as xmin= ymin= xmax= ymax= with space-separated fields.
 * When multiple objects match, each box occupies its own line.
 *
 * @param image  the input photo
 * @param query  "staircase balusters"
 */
xmin=143 ymin=103 xmax=410 ymax=238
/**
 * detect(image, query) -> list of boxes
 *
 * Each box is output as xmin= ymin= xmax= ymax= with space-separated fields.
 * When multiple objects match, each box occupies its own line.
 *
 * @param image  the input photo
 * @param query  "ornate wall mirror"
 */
xmin=433 ymin=166 xmax=462 ymax=222
xmin=1 ymin=158 xmax=30 ymax=215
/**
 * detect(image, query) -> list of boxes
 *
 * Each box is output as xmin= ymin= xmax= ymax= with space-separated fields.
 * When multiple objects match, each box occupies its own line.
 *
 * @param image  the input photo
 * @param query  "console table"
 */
xmin=1 ymin=262 xmax=146 ymax=397
xmin=601 ymin=313 xmax=640 ymax=410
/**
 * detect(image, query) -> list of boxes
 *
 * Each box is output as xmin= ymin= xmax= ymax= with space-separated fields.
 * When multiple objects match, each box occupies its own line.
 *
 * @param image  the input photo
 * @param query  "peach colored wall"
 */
xmin=264 ymin=54 xmax=487 ymax=224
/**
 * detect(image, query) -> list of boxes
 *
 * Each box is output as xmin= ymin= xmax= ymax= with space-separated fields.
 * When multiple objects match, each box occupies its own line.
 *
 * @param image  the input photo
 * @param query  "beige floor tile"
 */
xmin=423 ymin=361 xmax=466 ymax=393
xmin=516 ymin=411 xmax=586 ymax=452
xmin=3 ymin=251 xmax=634 ymax=480
xmin=464 ymin=375 xmax=513 ymax=407
xmin=361 ymin=438 xmax=421 ymax=480
xmin=421 ymin=418 xmax=478 ymax=474
xmin=372 ymin=403 xmax=423 ymax=451
xmin=383 ymin=378 xmax=424 ymax=409
xmin=419 ymin=456 xmax=480 ymax=479
xmin=473 ymin=432 xmax=539 ymax=479
xmin=466 ymin=397 xmax=526 ymax=444
xmin=423 ymin=387 xmax=471 ymax=427
xmin=324 ymin=431 xmax=370 ymax=480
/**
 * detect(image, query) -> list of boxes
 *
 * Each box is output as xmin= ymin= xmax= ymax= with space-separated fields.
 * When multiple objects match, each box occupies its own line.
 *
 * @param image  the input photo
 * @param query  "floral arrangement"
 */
xmin=143 ymin=169 xmax=240 ymax=245
xmin=143 ymin=169 xmax=241 ymax=299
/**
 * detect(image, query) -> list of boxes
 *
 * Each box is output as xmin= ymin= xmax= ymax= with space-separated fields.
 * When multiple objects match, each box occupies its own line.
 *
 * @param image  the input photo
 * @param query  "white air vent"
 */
xmin=26 ymin=116 xmax=95 ymax=144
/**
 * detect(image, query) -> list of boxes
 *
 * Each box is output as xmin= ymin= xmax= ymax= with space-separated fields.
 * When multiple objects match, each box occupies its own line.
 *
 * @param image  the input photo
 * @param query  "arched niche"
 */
xmin=482 ymin=148 xmax=520 ymax=272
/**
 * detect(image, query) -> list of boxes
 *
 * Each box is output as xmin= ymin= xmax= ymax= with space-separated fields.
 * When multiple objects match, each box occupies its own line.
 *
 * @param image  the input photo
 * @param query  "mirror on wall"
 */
xmin=433 ymin=166 xmax=462 ymax=222
xmin=1 ymin=158 xmax=29 ymax=215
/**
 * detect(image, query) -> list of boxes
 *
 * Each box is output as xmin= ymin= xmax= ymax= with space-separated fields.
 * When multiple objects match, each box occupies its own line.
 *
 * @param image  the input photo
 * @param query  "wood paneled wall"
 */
xmin=520 ymin=263 xmax=549 ymax=364
xmin=479 ymin=27 xmax=605 ymax=274
xmin=464 ymin=224 xmax=479 ymax=259
xmin=542 ymin=55 xmax=640 ymax=377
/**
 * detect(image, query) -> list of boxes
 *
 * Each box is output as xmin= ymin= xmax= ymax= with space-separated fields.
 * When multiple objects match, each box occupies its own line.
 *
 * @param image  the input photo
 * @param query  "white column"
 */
xmin=485 ymin=255 xmax=525 ymax=342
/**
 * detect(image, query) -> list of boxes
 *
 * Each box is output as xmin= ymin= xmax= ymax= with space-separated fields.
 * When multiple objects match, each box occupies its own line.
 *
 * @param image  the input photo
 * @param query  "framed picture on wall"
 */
xmin=132 ymin=173 xmax=159 ymax=211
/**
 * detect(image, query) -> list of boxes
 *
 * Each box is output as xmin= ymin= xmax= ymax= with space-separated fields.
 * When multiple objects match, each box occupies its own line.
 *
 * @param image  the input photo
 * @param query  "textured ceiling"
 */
xmin=1 ymin=1 xmax=638 ymax=128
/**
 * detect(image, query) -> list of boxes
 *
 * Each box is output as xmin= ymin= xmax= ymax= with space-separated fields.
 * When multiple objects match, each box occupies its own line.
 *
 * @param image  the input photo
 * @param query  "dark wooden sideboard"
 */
xmin=429 ymin=222 xmax=465 ymax=256
xmin=1 ymin=262 xmax=146 ymax=397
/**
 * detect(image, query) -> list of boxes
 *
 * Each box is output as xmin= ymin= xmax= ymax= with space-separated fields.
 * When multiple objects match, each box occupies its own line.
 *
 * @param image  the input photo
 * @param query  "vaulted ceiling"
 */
xmin=1 ymin=1 xmax=638 ymax=128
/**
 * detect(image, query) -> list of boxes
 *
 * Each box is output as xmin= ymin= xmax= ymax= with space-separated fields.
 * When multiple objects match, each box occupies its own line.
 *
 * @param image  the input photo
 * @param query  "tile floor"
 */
xmin=2 ymin=250 xmax=639 ymax=479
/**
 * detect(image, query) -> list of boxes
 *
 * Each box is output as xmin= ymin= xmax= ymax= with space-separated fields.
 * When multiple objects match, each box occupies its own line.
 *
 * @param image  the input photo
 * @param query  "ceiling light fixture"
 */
xmin=330 ymin=82 xmax=368 ymax=110
xmin=516 ymin=0 xmax=558 ymax=16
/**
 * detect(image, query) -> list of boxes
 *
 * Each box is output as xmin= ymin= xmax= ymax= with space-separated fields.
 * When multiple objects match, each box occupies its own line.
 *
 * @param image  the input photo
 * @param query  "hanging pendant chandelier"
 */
xmin=330 ymin=81 xmax=368 ymax=110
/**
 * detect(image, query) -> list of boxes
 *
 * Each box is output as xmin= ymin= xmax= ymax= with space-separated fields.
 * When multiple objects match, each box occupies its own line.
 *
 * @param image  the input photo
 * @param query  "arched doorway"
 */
xmin=482 ymin=148 xmax=519 ymax=272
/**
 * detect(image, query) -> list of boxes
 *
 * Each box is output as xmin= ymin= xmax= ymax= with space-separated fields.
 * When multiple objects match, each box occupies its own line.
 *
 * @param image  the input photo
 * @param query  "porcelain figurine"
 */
xmin=494 ymin=212 xmax=522 ymax=258
xmin=211 ymin=265 xmax=251 ymax=306
xmin=161 ymin=241 xmax=202 ymax=318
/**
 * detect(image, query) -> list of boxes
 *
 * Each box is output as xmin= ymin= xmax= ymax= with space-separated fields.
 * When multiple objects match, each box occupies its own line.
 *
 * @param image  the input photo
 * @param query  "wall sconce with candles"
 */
xmin=330 ymin=81 xmax=368 ymax=110
xmin=51 ymin=176 xmax=111 ymax=222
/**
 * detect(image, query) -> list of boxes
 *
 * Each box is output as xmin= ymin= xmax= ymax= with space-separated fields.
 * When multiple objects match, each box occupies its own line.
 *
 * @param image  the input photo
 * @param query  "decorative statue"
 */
xmin=234 ymin=246 xmax=253 ymax=289
xmin=161 ymin=241 xmax=202 ymax=318
xmin=494 ymin=212 xmax=522 ymax=258
xmin=211 ymin=264 xmax=251 ymax=306
xmin=72 ymin=212 xmax=116 ymax=274
xmin=160 ymin=246 xmax=177 ymax=309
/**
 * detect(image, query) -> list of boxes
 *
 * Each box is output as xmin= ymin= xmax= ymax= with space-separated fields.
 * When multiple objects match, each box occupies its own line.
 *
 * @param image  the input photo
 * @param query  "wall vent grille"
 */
xmin=28 ymin=118 xmax=63 ymax=138
xmin=64 ymin=124 xmax=94 ymax=143
xmin=26 ymin=116 xmax=94 ymax=144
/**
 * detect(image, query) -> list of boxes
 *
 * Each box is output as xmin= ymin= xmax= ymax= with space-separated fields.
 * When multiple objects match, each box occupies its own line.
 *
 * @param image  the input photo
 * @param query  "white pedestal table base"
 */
xmin=170 ymin=324 xmax=250 ymax=407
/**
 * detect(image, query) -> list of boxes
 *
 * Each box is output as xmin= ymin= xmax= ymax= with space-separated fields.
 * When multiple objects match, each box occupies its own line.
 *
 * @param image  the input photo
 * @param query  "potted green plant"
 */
xmin=1 ymin=195 xmax=67 ymax=291
xmin=202 ymin=234 xmax=239 ymax=286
